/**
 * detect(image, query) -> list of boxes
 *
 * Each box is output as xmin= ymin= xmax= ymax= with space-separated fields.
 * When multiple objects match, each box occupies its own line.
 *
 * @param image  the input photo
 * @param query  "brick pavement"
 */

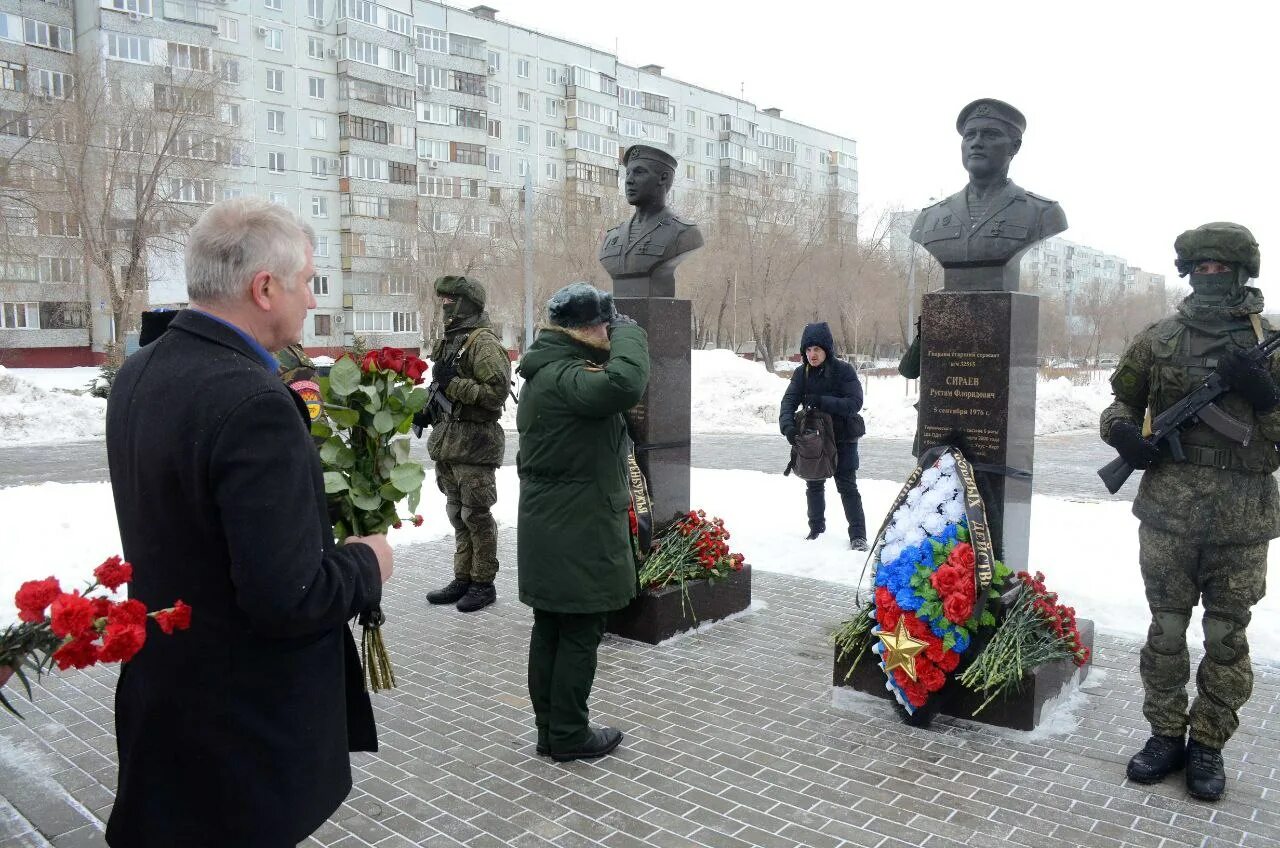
xmin=2 ymin=530 xmax=1278 ymax=848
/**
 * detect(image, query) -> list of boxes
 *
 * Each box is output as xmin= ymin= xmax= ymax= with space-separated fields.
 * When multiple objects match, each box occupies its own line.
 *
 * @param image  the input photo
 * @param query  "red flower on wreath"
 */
xmin=15 ymin=577 xmax=61 ymax=623
xmin=943 ymin=593 xmax=975 ymax=627
xmin=917 ymin=657 xmax=946 ymax=693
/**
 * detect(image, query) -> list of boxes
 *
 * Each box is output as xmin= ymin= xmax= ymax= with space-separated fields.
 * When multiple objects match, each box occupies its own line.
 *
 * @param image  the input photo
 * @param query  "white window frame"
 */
xmin=265 ymin=68 xmax=283 ymax=92
xmin=268 ymin=151 xmax=286 ymax=173
xmin=308 ymin=76 xmax=324 ymax=99
xmin=264 ymin=28 xmax=282 ymax=52
xmin=1 ymin=302 xmax=39 ymax=329
xmin=266 ymin=109 xmax=285 ymax=134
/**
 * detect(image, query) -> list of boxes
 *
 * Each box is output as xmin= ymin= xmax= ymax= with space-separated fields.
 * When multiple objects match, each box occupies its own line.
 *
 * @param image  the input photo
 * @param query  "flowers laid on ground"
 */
xmin=315 ymin=347 xmax=429 ymax=691
xmin=958 ymin=569 xmax=1091 ymax=714
xmin=1 ymin=556 xmax=191 ymax=718
xmin=636 ymin=510 xmax=746 ymax=618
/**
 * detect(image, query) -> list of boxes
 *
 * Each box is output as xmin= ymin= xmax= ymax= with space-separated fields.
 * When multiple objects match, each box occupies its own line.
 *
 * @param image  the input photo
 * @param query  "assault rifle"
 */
xmin=411 ymin=381 xmax=453 ymax=438
xmin=1098 ymin=331 xmax=1280 ymax=494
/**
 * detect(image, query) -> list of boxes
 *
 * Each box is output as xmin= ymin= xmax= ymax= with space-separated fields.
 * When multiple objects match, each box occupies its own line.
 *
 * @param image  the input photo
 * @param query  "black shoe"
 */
xmin=805 ymin=529 xmax=823 ymax=541
xmin=550 ymin=727 xmax=623 ymax=763
xmin=1126 ymin=734 xmax=1186 ymax=784
xmin=850 ymin=537 xmax=869 ymax=552
xmin=536 ymin=727 xmax=549 ymax=757
xmin=426 ymin=578 xmax=470 ymax=605
xmin=456 ymin=581 xmax=496 ymax=612
xmin=1185 ymin=739 xmax=1226 ymax=801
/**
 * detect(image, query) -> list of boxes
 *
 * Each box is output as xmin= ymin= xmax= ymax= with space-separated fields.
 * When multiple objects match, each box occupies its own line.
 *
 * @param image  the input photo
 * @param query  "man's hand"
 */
xmin=347 ymin=534 xmax=394 ymax=584
xmin=1217 ymin=349 xmax=1280 ymax=411
xmin=609 ymin=310 xmax=638 ymax=331
xmin=784 ymin=429 xmax=796 ymax=445
xmin=804 ymin=394 xmax=823 ymax=409
xmin=1107 ymin=421 xmax=1160 ymax=470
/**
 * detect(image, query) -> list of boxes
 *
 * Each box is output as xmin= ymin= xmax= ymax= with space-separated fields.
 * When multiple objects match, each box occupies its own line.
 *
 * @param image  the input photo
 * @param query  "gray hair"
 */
xmin=185 ymin=197 xmax=315 ymax=304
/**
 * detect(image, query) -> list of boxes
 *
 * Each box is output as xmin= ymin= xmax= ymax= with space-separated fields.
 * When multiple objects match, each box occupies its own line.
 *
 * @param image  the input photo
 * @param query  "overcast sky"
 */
xmin=485 ymin=0 xmax=1277 ymax=299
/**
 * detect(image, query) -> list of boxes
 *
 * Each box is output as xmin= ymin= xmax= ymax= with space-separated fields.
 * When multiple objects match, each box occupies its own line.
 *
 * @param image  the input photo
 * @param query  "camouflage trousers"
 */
xmin=1139 ymin=524 xmax=1268 ymax=749
xmin=436 ymin=461 xmax=500 ymax=582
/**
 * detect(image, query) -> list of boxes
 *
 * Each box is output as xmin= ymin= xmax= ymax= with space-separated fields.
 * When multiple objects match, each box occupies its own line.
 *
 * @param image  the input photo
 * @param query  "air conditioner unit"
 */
xmin=163 ymin=65 xmax=173 ymax=75
xmin=427 ymin=160 xmax=438 ymax=169
xmin=334 ymin=314 xmax=344 ymax=324
xmin=257 ymin=26 xmax=269 ymax=37
xmin=558 ymin=75 xmax=567 ymax=85
xmin=487 ymin=65 xmax=497 ymax=75
xmin=326 ymin=47 xmax=338 ymax=58
xmin=127 ymin=11 xmax=142 ymax=22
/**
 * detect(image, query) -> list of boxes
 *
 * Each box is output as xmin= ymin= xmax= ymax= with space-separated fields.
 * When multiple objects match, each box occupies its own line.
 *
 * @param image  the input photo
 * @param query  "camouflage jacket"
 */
xmin=426 ymin=312 xmax=510 ymax=466
xmin=1100 ymin=288 xmax=1280 ymax=543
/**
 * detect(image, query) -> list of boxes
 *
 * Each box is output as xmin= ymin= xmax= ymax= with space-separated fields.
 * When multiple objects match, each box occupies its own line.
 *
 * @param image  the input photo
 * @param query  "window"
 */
xmin=386 ymin=11 xmax=411 ymax=36
xmin=487 ymin=84 xmax=501 ymax=105
xmin=220 ymin=59 xmax=240 ymax=83
xmin=388 ymin=161 xmax=416 ymax=185
xmin=0 ymin=61 xmax=23 ymax=93
xmin=706 ymin=141 xmax=714 ymax=157
xmin=266 ymin=68 xmax=283 ymax=92
xmin=517 ymin=158 xmax=528 ymax=177
xmin=416 ymin=27 xmax=447 ymax=53
xmin=313 ymin=314 xmax=332 ymax=336
xmin=307 ymin=36 xmax=323 ymax=59
xmin=38 ymin=212 xmax=79 ymax=237
xmin=265 ymin=0 xmax=282 ymax=10
xmin=310 ymin=116 xmax=327 ymax=139
xmin=516 ymin=58 xmax=529 ymax=78
xmin=110 ymin=0 xmax=153 ymax=15
xmin=418 ymin=102 xmax=448 ymax=125
xmin=545 ymin=97 xmax=558 ymax=117
xmin=516 ymin=124 xmax=529 ymax=144
xmin=486 ymin=152 xmax=501 ymax=172
xmin=267 ymin=109 xmax=285 ymax=133
xmin=418 ymin=138 xmax=448 ymax=161
xmin=31 ymin=69 xmax=73 ymax=100
xmin=685 ymin=164 xmax=695 ymax=180
xmin=544 ymin=162 xmax=558 ymax=181
xmin=38 ymin=257 xmax=81 ymax=284
xmin=1 ymin=302 xmax=39 ymax=329
xmin=487 ymin=118 xmax=501 ymax=139
xmin=310 ymin=156 xmax=328 ymax=176
xmin=517 ymin=91 xmax=531 ymax=112
xmin=393 ymin=311 xmax=417 ymax=333
xmin=452 ymin=142 xmax=485 ymax=166
xmin=106 ymin=33 xmax=149 ymax=63
xmin=545 ymin=66 xmax=559 ymax=84
xmin=311 ymin=196 xmax=328 ymax=217
xmin=167 ymin=177 xmax=214 ymax=204
xmin=218 ymin=16 xmax=238 ymax=41
xmin=686 ymin=108 xmax=696 ymax=127
xmin=418 ymin=175 xmax=452 ymax=197
xmin=314 ymin=235 xmax=329 ymax=257
xmin=168 ymin=43 xmax=212 ymax=71
xmin=307 ymin=0 xmax=324 ymax=21
xmin=706 ymin=115 xmax=715 ymax=132
xmin=268 ymin=151 xmax=285 ymax=173
xmin=221 ymin=103 xmax=241 ymax=125
xmin=264 ymin=28 xmax=282 ymax=51
xmin=353 ymin=311 xmax=391 ymax=332
xmin=23 ymin=20 xmax=73 ymax=52
xmin=544 ymin=129 xmax=559 ymax=148
xmin=270 ymin=191 xmax=288 ymax=205
xmin=343 ymin=155 xmax=389 ymax=181
xmin=312 ymin=273 xmax=329 ymax=295
xmin=221 ymin=186 xmax=243 ymax=200
xmin=488 ymin=187 xmax=502 ymax=206
xmin=486 ymin=50 xmax=501 ymax=71
xmin=308 ymin=77 xmax=324 ymax=99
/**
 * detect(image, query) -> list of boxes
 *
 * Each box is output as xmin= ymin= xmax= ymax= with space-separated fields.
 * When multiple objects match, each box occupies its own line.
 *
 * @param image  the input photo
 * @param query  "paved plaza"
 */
xmin=3 ymin=529 xmax=1279 ymax=848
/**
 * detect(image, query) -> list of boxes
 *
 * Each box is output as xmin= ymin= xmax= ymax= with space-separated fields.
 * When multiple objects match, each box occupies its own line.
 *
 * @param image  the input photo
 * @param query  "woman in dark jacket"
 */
xmin=779 ymin=321 xmax=868 ymax=550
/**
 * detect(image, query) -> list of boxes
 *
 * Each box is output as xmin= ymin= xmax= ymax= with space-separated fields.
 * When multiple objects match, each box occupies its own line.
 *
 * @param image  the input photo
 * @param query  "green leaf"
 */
xmin=328 ymin=356 xmax=361 ymax=397
xmin=320 ymin=439 xmax=356 ymax=469
xmin=359 ymin=385 xmax=383 ymax=412
xmin=391 ymin=462 xmax=425 ymax=493
xmin=323 ymin=472 xmax=350 ymax=494
xmin=326 ymin=406 xmax=360 ymax=429
xmin=405 ymin=387 xmax=429 ymax=413
xmin=957 ymin=524 xmax=969 ymax=542
xmin=942 ymin=631 xmax=957 ymax=651
xmin=979 ymin=610 xmax=997 ymax=627
xmin=379 ymin=482 xmax=404 ymax=502
xmin=310 ymin=419 xmax=332 ymax=439
xmin=390 ymin=438 xmax=411 ymax=463
xmin=350 ymin=491 xmax=383 ymax=511
xmin=372 ymin=409 xmax=395 ymax=434
xmin=333 ymin=519 xmax=350 ymax=540
xmin=408 ymin=489 xmax=421 ymax=513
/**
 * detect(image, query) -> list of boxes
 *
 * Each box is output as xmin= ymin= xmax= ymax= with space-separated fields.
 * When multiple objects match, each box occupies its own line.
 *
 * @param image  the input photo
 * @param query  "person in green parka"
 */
xmin=516 ymin=282 xmax=649 ymax=762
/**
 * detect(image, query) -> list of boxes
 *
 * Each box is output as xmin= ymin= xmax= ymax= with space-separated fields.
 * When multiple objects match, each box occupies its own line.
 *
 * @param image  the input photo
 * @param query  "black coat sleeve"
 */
xmin=816 ymin=363 xmax=864 ymax=416
xmin=209 ymin=389 xmax=382 ymax=638
xmin=779 ymin=367 xmax=803 ymax=437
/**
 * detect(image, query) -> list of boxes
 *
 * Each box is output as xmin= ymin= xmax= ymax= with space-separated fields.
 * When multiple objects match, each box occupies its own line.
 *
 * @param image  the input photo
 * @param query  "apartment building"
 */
xmin=0 ymin=0 xmax=858 ymax=364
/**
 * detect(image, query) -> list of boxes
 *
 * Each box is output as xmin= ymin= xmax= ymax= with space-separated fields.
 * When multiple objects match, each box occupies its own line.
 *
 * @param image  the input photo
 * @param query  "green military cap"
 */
xmin=622 ymin=144 xmax=677 ymax=171
xmin=434 ymin=274 xmax=487 ymax=308
xmin=956 ymin=98 xmax=1027 ymax=135
xmin=1174 ymin=222 xmax=1261 ymax=279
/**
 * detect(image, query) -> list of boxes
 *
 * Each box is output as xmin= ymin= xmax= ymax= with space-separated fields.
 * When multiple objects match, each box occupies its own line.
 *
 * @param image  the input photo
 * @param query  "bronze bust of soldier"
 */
xmin=911 ymin=98 xmax=1067 ymax=290
xmin=599 ymin=144 xmax=704 ymax=298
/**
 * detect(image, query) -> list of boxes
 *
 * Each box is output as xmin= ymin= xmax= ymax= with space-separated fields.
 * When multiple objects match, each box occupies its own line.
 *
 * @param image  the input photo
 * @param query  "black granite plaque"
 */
xmin=918 ymin=290 xmax=1038 ymax=570
xmin=607 ymin=566 xmax=752 ymax=644
xmin=615 ymin=296 xmax=691 ymax=529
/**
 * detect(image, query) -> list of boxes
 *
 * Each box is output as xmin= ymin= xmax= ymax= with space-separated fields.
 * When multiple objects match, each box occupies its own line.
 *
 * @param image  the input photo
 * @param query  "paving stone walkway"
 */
xmin=2 ymin=530 xmax=1278 ymax=848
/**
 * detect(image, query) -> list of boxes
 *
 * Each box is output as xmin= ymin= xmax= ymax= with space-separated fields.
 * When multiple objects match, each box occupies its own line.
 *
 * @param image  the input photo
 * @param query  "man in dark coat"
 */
xmin=105 ymin=197 xmax=393 ymax=847
xmin=779 ymin=321 xmax=868 ymax=550
xmin=516 ymin=282 xmax=649 ymax=762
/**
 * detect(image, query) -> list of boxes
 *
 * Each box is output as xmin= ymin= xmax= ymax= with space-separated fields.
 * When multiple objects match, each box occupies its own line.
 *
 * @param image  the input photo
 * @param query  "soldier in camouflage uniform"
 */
xmin=417 ymin=275 xmax=511 ymax=612
xmin=1100 ymin=222 xmax=1276 ymax=802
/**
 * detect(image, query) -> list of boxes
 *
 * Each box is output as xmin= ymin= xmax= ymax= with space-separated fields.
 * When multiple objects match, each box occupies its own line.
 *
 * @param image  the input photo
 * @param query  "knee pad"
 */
xmin=1149 ymin=610 xmax=1191 ymax=655
xmin=1203 ymin=613 xmax=1245 ymax=664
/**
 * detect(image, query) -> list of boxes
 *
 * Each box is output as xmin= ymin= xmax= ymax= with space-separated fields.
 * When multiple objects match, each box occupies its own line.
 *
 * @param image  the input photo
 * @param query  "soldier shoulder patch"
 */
xmin=1110 ymin=361 xmax=1146 ymax=400
xmin=1025 ymin=190 xmax=1057 ymax=203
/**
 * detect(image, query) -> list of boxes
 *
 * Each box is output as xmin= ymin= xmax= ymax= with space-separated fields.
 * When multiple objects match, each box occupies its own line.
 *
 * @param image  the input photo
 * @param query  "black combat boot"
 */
xmin=1185 ymin=739 xmax=1226 ymax=801
xmin=550 ymin=727 xmax=623 ymax=763
xmin=456 ymin=581 xmax=496 ymax=612
xmin=850 ymin=538 xmax=869 ymax=552
xmin=805 ymin=526 xmax=824 ymax=541
xmin=1126 ymin=734 xmax=1186 ymax=783
xmin=426 ymin=578 xmax=470 ymax=605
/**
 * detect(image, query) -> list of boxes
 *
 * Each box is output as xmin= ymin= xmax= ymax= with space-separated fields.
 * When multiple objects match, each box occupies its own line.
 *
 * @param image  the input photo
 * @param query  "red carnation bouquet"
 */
xmin=636 ymin=510 xmax=747 ymax=619
xmin=1 ymin=556 xmax=191 ymax=718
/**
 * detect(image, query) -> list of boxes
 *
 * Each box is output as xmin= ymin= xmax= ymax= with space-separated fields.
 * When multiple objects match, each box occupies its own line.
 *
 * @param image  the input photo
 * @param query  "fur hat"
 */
xmin=546 ymin=282 xmax=614 ymax=328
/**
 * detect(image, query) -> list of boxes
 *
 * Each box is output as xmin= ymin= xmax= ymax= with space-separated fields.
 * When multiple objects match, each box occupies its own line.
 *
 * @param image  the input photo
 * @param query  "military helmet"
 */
xmin=434 ymin=274 xmax=486 ymax=308
xmin=1174 ymin=222 xmax=1260 ymax=279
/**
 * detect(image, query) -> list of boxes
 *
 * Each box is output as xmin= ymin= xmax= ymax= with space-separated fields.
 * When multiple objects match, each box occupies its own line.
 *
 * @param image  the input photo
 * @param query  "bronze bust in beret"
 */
xmin=911 ymin=99 xmax=1067 ymax=288
xmin=599 ymin=144 xmax=703 ymax=298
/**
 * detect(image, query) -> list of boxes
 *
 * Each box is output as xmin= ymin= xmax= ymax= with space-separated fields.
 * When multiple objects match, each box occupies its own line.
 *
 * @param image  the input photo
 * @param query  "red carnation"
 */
xmin=877 ymin=600 xmax=901 ymax=632
xmin=902 ymin=612 xmax=931 ymax=641
xmin=93 ymin=555 xmax=133 ymax=591
xmin=378 ymin=346 xmax=406 ymax=374
xmin=107 ymin=598 xmax=148 ymax=628
xmin=412 ymin=515 xmax=424 ymax=527
xmin=404 ymin=356 xmax=428 ymax=384
xmin=14 ymin=576 xmax=62 ymax=623
xmin=51 ymin=637 xmax=100 ymax=671
xmin=938 ymin=650 xmax=960 ymax=673
xmin=360 ymin=350 xmax=382 ymax=372
xmin=917 ymin=658 xmax=946 ymax=693
xmin=50 ymin=592 xmax=97 ymax=640
xmin=153 ymin=600 xmax=192 ymax=635
xmin=99 ymin=621 xmax=147 ymax=663
xmin=91 ymin=597 xmax=112 ymax=621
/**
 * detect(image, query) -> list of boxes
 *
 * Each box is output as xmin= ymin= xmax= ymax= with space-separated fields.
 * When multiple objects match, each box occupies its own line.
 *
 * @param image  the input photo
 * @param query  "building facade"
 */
xmin=0 ymin=0 xmax=858 ymax=364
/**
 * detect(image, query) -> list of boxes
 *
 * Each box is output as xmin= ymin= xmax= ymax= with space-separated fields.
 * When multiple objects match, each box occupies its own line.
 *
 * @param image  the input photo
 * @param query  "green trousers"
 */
xmin=528 ymin=609 xmax=607 ymax=752
xmin=436 ymin=461 xmax=499 ymax=582
xmin=1139 ymin=524 xmax=1268 ymax=749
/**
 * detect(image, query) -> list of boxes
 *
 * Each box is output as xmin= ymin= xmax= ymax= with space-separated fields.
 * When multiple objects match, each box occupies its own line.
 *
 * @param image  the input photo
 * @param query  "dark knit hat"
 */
xmin=546 ymin=283 xmax=614 ymax=328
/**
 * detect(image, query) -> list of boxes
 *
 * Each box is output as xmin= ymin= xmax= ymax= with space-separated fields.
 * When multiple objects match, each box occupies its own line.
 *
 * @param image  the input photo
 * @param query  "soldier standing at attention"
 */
xmin=417 ymin=275 xmax=512 ymax=613
xmin=1100 ymin=223 xmax=1276 ymax=802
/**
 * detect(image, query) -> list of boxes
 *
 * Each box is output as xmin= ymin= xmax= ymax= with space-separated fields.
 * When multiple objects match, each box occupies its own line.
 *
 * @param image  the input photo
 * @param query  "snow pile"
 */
xmin=690 ymin=350 xmax=790 ymax=434
xmin=0 ymin=366 xmax=107 ymax=445
xmin=1035 ymin=375 xmax=1114 ymax=435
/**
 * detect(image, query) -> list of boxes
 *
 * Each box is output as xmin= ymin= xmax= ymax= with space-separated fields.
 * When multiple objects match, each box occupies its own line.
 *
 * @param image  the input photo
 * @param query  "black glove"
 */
xmin=609 ymin=311 xmax=637 ymax=330
xmin=784 ymin=430 xmax=796 ymax=445
xmin=411 ymin=409 xmax=433 ymax=438
xmin=1217 ymin=350 xmax=1280 ymax=412
xmin=1107 ymin=421 xmax=1160 ymax=470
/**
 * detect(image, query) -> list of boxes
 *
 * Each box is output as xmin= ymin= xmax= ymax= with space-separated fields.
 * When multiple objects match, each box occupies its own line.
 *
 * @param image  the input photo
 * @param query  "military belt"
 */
xmin=1177 ymin=443 xmax=1269 ymax=472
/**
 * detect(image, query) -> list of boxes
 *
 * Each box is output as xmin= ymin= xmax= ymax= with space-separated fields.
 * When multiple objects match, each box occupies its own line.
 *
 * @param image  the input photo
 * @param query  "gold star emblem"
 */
xmin=877 ymin=617 xmax=928 ymax=682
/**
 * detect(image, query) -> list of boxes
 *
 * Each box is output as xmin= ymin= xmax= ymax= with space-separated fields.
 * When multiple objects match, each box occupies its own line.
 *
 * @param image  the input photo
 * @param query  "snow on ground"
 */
xmin=0 ymin=366 xmax=107 ymax=445
xmin=4 ymin=467 xmax=1278 ymax=661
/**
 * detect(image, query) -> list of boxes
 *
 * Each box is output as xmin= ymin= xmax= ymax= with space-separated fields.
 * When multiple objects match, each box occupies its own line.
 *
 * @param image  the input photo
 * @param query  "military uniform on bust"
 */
xmin=416 ymin=275 xmax=511 ymax=613
xmin=1100 ymin=222 xmax=1277 ymax=802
